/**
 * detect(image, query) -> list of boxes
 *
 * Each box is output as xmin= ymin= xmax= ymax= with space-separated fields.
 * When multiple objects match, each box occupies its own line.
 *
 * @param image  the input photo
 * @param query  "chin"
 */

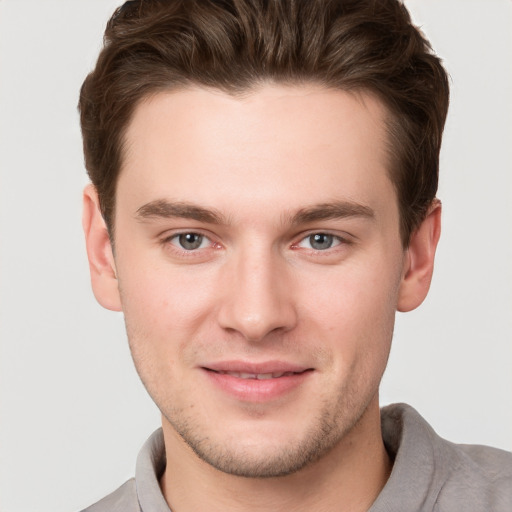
xmin=163 ymin=399 xmax=364 ymax=478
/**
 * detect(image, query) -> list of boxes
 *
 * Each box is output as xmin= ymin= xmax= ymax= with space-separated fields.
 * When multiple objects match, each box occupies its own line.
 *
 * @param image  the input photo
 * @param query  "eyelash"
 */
xmin=293 ymin=233 xmax=346 ymax=251
xmin=161 ymin=231 xmax=219 ymax=256
xmin=161 ymin=231 xmax=351 ymax=256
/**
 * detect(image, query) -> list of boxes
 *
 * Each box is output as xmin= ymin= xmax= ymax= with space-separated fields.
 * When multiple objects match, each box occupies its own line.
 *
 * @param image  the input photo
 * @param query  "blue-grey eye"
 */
xmin=309 ymin=233 xmax=334 ymax=250
xmin=297 ymin=233 xmax=341 ymax=251
xmin=177 ymin=233 xmax=204 ymax=250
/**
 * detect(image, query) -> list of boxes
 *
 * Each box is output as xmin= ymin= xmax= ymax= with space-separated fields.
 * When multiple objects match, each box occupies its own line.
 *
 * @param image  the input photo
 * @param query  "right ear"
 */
xmin=82 ymin=184 xmax=122 ymax=311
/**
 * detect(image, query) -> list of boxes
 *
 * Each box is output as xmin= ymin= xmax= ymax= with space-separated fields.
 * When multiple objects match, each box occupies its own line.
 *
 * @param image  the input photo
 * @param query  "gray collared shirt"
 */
xmin=82 ymin=404 xmax=512 ymax=511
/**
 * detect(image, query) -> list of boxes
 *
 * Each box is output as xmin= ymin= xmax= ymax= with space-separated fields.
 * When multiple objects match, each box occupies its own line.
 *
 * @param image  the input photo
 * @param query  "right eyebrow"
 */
xmin=135 ymin=200 xmax=228 ymax=225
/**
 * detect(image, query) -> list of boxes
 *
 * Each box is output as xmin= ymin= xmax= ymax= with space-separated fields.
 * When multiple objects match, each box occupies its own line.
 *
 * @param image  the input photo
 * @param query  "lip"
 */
xmin=200 ymin=360 xmax=314 ymax=402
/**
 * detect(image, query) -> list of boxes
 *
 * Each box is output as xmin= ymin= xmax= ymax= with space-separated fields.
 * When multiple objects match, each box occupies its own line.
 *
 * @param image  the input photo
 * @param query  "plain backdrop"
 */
xmin=0 ymin=1 xmax=511 ymax=511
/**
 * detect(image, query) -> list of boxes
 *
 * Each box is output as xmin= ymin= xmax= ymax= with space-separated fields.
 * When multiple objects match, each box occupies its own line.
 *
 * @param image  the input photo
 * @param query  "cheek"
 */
xmin=118 ymin=269 xmax=199 ymax=402
xmin=302 ymin=257 xmax=400 ymax=327
xmin=115 ymin=268 xmax=210 ymax=390
xmin=117 ymin=257 xmax=217 ymax=333
xmin=299 ymin=257 xmax=400 ymax=368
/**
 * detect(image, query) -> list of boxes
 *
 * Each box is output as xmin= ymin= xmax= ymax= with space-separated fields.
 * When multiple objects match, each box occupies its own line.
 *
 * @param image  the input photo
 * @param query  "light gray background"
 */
xmin=1 ymin=1 xmax=511 ymax=511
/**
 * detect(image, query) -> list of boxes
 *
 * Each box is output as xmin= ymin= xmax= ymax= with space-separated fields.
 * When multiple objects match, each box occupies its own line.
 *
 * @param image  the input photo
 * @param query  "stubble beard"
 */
xmin=160 ymin=388 xmax=375 ymax=479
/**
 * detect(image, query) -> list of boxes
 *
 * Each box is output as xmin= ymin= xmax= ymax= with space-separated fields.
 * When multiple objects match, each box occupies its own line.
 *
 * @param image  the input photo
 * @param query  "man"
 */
xmin=78 ymin=0 xmax=512 ymax=511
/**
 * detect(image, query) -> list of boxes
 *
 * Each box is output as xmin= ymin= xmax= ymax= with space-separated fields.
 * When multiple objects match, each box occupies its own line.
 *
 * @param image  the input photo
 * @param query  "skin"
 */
xmin=83 ymin=85 xmax=441 ymax=512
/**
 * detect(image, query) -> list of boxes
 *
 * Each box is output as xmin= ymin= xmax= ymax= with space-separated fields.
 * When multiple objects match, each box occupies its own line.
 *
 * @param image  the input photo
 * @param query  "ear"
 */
xmin=82 ymin=184 xmax=122 ymax=311
xmin=397 ymin=200 xmax=442 ymax=312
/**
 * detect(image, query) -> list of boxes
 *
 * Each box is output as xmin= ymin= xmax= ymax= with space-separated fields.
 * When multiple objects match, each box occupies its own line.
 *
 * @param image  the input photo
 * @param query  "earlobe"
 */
xmin=397 ymin=200 xmax=442 ymax=313
xmin=82 ymin=184 xmax=122 ymax=312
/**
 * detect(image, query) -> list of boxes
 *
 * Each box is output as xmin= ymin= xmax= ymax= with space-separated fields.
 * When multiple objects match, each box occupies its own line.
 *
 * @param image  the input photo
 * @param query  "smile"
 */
xmin=202 ymin=364 xmax=313 ymax=402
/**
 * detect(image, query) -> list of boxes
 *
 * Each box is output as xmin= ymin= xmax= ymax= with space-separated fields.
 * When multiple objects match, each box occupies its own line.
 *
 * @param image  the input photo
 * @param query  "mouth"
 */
xmin=201 ymin=363 xmax=313 ymax=402
xmin=206 ymin=369 xmax=307 ymax=380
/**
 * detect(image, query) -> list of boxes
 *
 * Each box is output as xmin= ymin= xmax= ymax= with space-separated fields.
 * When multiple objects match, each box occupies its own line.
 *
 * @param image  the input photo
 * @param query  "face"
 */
xmin=92 ymin=85 xmax=419 ymax=477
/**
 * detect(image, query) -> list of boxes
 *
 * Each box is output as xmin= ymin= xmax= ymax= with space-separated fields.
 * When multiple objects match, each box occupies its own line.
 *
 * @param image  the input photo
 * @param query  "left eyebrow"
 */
xmin=289 ymin=201 xmax=375 ymax=226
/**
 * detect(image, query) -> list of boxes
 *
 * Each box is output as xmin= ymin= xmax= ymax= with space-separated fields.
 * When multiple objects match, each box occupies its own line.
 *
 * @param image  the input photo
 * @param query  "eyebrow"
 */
xmin=135 ymin=199 xmax=374 ymax=226
xmin=289 ymin=201 xmax=375 ymax=225
xmin=135 ymin=200 xmax=227 ymax=224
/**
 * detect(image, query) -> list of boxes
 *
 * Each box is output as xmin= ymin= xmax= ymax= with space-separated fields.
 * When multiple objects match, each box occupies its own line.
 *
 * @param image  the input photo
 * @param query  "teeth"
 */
xmin=239 ymin=372 xmax=257 ymax=379
xmin=219 ymin=371 xmax=296 ymax=379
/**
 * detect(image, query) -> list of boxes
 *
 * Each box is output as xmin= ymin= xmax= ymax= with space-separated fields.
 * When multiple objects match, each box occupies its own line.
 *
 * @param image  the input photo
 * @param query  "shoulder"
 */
xmin=378 ymin=404 xmax=512 ymax=511
xmin=455 ymin=441 xmax=512 ymax=479
xmin=80 ymin=479 xmax=139 ymax=512
xmin=436 ymin=442 xmax=512 ymax=510
xmin=80 ymin=428 xmax=167 ymax=512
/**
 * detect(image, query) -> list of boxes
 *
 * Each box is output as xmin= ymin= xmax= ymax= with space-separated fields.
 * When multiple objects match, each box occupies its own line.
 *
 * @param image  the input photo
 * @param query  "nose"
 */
xmin=217 ymin=248 xmax=298 ymax=342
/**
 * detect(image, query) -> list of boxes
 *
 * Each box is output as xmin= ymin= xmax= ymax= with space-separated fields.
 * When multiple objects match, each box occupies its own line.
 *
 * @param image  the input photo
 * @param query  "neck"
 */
xmin=159 ymin=397 xmax=392 ymax=512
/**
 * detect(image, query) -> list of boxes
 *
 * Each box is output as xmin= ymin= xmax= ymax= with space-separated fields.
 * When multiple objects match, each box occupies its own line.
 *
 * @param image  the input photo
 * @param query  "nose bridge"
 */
xmin=218 ymin=242 xmax=296 ymax=341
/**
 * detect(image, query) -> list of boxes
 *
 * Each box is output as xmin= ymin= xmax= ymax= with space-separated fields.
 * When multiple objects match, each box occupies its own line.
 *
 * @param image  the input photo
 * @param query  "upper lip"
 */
xmin=202 ymin=360 xmax=312 ymax=374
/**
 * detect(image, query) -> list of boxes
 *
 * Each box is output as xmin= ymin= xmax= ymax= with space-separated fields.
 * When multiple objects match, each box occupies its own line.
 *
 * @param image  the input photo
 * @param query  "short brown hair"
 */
xmin=79 ymin=0 xmax=449 ymax=245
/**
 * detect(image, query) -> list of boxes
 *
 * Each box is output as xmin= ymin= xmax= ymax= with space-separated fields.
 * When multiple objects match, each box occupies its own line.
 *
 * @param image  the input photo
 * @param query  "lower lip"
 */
xmin=202 ymin=369 xmax=312 ymax=402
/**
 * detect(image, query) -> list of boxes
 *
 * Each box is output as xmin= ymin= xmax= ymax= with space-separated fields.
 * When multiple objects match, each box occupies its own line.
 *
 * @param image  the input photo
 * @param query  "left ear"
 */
xmin=397 ymin=200 xmax=442 ymax=312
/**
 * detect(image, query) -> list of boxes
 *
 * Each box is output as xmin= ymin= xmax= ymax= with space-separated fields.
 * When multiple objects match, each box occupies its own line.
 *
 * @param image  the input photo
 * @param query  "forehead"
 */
xmin=118 ymin=84 xmax=395 ymax=221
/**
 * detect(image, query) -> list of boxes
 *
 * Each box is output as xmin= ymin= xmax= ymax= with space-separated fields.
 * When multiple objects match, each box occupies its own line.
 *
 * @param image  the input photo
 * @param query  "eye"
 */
xmin=297 ymin=233 xmax=341 ymax=251
xmin=170 ymin=232 xmax=210 ymax=251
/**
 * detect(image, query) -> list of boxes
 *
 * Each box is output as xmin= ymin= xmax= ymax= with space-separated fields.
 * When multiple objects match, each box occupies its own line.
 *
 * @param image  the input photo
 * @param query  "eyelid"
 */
xmin=158 ymin=228 xmax=353 ymax=257
xmin=160 ymin=229 xmax=220 ymax=253
xmin=291 ymin=230 xmax=353 ymax=249
xmin=161 ymin=228 xmax=214 ymax=242
xmin=296 ymin=234 xmax=342 ymax=250
xmin=170 ymin=233 xmax=210 ymax=250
